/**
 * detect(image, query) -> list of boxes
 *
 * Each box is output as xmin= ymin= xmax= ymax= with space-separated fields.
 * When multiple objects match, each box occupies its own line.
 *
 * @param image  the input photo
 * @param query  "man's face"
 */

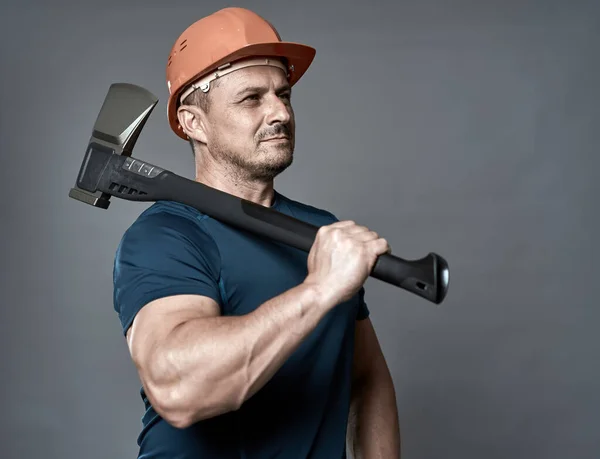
xmin=202 ymin=64 xmax=295 ymax=182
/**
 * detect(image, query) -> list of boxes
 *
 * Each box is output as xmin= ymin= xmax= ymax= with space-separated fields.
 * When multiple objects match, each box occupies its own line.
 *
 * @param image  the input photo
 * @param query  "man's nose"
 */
xmin=265 ymin=94 xmax=292 ymax=125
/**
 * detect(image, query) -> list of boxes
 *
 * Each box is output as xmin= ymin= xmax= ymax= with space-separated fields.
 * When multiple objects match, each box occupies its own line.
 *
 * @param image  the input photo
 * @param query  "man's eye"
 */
xmin=244 ymin=94 xmax=259 ymax=101
xmin=280 ymin=93 xmax=291 ymax=100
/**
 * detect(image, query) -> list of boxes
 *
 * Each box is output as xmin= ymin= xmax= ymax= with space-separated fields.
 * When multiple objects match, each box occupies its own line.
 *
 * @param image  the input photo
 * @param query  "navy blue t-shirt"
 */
xmin=113 ymin=189 xmax=370 ymax=459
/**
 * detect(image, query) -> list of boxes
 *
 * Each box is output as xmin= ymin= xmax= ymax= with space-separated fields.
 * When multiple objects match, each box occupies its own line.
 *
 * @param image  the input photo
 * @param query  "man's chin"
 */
xmin=258 ymin=145 xmax=293 ymax=162
xmin=253 ymin=155 xmax=294 ymax=181
xmin=266 ymin=157 xmax=294 ymax=178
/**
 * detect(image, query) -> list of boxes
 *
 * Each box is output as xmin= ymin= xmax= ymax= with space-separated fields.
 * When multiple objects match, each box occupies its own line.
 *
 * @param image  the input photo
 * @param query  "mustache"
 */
xmin=258 ymin=124 xmax=292 ymax=141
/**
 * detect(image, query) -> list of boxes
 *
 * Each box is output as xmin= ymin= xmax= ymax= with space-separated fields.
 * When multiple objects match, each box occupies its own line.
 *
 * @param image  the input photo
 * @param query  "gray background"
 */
xmin=1 ymin=0 xmax=598 ymax=457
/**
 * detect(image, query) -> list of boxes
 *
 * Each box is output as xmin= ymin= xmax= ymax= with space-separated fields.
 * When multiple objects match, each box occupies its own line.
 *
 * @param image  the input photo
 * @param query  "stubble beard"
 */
xmin=213 ymin=139 xmax=295 ymax=183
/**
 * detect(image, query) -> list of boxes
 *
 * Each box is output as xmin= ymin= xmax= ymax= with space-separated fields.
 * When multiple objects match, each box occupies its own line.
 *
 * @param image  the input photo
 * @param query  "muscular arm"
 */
xmin=127 ymin=280 xmax=335 ymax=429
xmin=347 ymin=318 xmax=401 ymax=458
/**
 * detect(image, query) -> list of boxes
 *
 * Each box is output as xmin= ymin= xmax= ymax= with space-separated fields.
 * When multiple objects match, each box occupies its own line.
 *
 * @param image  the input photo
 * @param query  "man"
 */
xmin=113 ymin=7 xmax=401 ymax=458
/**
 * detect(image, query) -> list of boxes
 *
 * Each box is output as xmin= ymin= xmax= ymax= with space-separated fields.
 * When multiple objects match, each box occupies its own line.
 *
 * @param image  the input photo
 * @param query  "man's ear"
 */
xmin=177 ymin=104 xmax=208 ymax=144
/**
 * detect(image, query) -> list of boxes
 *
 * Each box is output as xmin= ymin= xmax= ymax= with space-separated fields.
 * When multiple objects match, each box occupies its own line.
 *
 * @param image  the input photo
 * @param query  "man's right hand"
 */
xmin=305 ymin=220 xmax=391 ymax=307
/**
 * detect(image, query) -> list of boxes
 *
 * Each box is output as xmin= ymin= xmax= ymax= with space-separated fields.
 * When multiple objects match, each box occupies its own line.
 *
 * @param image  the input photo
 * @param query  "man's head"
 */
xmin=165 ymin=7 xmax=315 ymax=182
xmin=177 ymin=57 xmax=295 ymax=182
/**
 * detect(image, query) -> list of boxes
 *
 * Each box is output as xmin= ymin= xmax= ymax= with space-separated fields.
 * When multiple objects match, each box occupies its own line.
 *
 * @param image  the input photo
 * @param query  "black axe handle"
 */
xmin=74 ymin=142 xmax=450 ymax=304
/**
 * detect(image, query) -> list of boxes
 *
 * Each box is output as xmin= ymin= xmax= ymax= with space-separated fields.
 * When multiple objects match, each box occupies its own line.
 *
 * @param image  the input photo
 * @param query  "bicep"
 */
xmin=126 ymin=294 xmax=220 ymax=373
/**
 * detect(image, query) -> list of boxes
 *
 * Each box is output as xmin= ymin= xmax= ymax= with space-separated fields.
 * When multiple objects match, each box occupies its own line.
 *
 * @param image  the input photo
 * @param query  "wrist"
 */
xmin=302 ymin=276 xmax=339 ymax=311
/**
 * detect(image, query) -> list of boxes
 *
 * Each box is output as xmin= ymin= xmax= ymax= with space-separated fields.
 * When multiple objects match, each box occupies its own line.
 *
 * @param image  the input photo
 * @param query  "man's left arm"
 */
xmin=347 ymin=317 xmax=401 ymax=458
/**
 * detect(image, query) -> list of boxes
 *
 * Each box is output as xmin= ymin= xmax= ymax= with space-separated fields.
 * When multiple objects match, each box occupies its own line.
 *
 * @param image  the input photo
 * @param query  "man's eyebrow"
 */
xmin=234 ymin=84 xmax=292 ymax=97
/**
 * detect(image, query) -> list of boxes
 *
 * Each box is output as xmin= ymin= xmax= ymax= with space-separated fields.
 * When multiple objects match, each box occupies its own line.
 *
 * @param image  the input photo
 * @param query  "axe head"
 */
xmin=68 ymin=83 xmax=159 ymax=209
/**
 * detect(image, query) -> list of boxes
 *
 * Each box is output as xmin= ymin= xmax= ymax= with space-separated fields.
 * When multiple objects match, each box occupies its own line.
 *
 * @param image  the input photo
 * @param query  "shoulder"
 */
xmin=116 ymin=200 xmax=220 ymax=266
xmin=123 ymin=200 xmax=207 ymax=238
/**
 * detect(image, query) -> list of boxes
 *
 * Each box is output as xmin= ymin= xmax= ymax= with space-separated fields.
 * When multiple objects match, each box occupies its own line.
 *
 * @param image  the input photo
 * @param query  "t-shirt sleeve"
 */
xmin=112 ymin=211 xmax=222 ymax=336
xmin=356 ymin=286 xmax=370 ymax=321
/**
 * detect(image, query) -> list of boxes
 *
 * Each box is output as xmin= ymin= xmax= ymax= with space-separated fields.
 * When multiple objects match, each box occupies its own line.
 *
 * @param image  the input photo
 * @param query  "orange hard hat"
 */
xmin=166 ymin=7 xmax=316 ymax=140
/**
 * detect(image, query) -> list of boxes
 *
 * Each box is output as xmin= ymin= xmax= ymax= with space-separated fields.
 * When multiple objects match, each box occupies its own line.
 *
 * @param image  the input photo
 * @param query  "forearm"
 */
xmin=347 ymin=366 xmax=401 ymax=458
xmin=154 ymin=281 xmax=333 ymax=426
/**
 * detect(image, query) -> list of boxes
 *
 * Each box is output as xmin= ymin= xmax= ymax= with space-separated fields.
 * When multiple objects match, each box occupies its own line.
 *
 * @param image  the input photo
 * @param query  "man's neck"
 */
xmin=195 ymin=163 xmax=276 ymax=208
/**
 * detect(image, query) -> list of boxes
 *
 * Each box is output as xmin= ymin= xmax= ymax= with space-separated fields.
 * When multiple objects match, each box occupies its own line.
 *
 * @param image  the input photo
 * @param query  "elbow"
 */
xmin=162 ymin=409 xmax=195 ymax=430
xmin=137 ymin=347 xmax=244 ymax=428
xmin=147 ymin=380 xmax=240 ymax=429
xmin=144 ymin=381 xmax=194 ymax=429
xmin=158 ymin=395 xmax=195 ymax=429
xmin=166 ymin=413 xmax=198 ymax=430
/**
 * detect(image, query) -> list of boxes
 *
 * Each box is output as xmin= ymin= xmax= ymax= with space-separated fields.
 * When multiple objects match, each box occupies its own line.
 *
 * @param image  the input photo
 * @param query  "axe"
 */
xmin=69 ymin=83 xmax=450 ymax=305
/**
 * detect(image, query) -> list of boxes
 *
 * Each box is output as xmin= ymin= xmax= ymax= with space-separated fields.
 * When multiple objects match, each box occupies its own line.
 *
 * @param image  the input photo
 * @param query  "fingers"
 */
xmin=353 ymin=229 xmax=380 ymax=241
xmin=377 ymin=238 xmax=392 ymax=255
xmin=325 ymin=220 xmax=391 ymax=253
xmin=327 ymin=221 xmax=370 ymax=235
xmin=327 ymin=220 xmax=356 ymax=228
xmin=346 ymin=224 xmax=371 ymax=235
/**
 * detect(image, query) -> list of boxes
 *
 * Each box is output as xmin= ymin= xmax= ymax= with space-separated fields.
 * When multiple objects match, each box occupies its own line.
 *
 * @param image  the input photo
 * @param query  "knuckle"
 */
xmin=331 ymin=227 xmax=343 ymax=236
xmin=319 ymin=225 xmax=332 ymax=235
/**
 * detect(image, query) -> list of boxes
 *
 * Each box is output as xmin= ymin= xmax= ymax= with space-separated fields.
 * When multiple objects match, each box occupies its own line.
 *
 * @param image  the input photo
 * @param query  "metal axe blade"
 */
xmin=68 ymin=83 xmax=159 ymax=209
